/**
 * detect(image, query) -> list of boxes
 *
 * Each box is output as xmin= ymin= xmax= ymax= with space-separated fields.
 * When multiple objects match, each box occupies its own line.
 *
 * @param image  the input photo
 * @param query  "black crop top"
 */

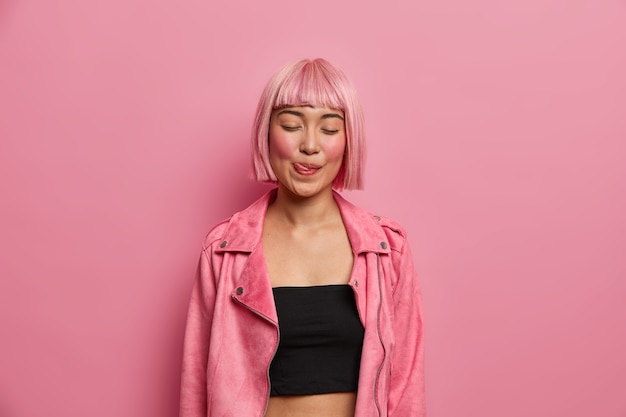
xmin=269 ymin=285 xmax=365 ymax=396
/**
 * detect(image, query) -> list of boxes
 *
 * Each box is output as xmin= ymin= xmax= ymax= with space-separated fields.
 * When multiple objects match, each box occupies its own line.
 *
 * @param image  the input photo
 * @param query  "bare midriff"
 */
xmin=265 ymin=392 xmax=357 ymax=417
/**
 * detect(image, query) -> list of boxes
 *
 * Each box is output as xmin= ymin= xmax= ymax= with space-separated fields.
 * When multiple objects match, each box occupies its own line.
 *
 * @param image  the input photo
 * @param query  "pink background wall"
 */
xmin=1 ymin=0 xmax=625 ymax=416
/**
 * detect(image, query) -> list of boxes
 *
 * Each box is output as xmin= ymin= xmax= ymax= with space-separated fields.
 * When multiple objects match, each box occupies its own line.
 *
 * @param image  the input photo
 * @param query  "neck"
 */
xmin=269 ymin=185 xmax=340 ymax=228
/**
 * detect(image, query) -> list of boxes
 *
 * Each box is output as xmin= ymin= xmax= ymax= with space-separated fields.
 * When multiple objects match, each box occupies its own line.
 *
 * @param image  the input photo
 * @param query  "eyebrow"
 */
xmin=321 ymin=113 xmax=344 ymax=121
xmin=276 ymin=109 xmax=344 ymax=121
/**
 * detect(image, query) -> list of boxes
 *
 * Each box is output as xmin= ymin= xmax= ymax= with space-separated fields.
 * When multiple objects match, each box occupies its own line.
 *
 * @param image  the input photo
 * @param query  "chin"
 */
xmin=283 ymin=182 xmax=331 ymax=199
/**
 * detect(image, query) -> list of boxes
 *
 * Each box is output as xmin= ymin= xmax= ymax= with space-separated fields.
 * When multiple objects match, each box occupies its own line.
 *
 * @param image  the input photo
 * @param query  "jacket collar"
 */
xmin=216 ymin=188 xmax=390 ymax=255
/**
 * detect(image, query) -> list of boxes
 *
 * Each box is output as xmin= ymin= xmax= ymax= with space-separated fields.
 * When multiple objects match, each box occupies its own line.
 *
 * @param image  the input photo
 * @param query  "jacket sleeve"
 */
xmin=388 ymin=239 xmax=426 ymax=417
xmin=179 ymin=248 xmax=215 ymax=417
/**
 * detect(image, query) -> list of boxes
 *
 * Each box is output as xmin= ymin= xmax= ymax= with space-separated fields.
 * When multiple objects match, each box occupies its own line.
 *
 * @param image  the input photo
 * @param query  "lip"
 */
xmin=293 ymin=162 xmax=321 ymax=176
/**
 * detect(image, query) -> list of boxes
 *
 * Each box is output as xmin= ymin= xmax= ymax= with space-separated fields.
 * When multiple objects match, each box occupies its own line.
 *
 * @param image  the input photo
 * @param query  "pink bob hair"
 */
xmin=251 ymin=58 xmax=366 ymax=190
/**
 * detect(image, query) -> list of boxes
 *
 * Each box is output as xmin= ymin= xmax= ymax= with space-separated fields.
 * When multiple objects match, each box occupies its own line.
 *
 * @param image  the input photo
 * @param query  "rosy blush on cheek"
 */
xmin=269 ymin=132 xmax=297 ymax=159
xmin=323 ymin=138 xmax=346 ymax=163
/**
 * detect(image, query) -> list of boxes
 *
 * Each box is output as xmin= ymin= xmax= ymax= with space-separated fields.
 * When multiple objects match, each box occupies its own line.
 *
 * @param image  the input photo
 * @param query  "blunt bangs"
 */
xmin=273 ymin=61 xmax=346 ymax=112
xmin=251 ymin=58 xmax=366 ymax=190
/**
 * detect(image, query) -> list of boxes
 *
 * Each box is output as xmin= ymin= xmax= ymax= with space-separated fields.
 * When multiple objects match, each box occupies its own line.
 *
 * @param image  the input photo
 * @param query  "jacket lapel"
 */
xmin=333 ymin=191 xmax=390 ymax=255
xmin=232 ymin=246 xmax=278 ymax=324
xmin=218 ymin=190 xmax=278 ymax=324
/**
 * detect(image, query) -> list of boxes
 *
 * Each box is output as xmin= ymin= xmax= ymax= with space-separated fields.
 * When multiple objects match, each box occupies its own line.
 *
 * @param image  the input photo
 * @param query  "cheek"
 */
xmin=268 ymin=129 xmax=296 ymax=160
xmin=324 ymin=135 xmax=347 ymax=162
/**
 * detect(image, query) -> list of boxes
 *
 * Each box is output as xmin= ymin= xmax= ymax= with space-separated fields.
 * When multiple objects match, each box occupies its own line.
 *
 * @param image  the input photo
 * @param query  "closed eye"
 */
xmin=322 ymin=129 xmax=339 ymax=134
xmin=281 ymin=125 xmax=301 ymax=132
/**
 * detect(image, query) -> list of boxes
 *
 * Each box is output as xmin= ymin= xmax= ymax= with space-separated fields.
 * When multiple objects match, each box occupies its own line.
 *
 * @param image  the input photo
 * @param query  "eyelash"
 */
xmin=281 ymin=125 xmax=339 ymax=134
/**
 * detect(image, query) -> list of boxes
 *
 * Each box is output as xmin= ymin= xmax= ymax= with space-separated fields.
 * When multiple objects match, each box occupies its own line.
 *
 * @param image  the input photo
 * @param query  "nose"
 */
xmin=299 ymin=129 xmax=320 ymax=155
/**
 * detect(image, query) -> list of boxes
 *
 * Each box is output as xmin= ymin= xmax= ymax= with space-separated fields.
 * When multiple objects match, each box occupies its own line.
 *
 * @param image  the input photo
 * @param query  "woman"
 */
xmin=179 ymin=58 xmax=425 ymax=417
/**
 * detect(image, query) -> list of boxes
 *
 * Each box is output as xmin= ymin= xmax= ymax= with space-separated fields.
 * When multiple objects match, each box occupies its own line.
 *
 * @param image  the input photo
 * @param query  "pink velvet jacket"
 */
xmin=179 ymin=189 xmax=425 ymax=417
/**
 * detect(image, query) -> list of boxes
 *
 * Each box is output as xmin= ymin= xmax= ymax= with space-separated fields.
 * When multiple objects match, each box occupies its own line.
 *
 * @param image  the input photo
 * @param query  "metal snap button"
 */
xmin=236 ymin=287 xmax=244 ymax=295
xmin=380 ymin=241 xmax=388 ymax=249
xmin=220 ymin=241 xmax=228 ymax=248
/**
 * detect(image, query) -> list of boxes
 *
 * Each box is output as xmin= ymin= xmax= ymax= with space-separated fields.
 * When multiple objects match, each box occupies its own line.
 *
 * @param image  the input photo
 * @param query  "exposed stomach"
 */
xmin=265 ymin=392 xmax=357 ymax=417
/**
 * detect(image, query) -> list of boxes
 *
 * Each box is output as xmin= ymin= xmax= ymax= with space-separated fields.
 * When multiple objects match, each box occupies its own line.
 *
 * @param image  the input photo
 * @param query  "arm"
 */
xmin=388 ymin=240 xmax=426 ymax=417
xmin=179 ymin=248 xmax=216 ymax=417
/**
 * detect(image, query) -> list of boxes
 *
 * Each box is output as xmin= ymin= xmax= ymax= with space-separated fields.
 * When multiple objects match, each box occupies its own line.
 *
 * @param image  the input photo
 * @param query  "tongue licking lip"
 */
xmin=294 ymin=163 xmax=320 ymax=175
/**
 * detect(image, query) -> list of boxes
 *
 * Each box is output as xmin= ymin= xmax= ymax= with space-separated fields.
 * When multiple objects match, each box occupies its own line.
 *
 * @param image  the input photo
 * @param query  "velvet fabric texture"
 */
xmin=179 ymin=189 xmax=425 ymax=417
